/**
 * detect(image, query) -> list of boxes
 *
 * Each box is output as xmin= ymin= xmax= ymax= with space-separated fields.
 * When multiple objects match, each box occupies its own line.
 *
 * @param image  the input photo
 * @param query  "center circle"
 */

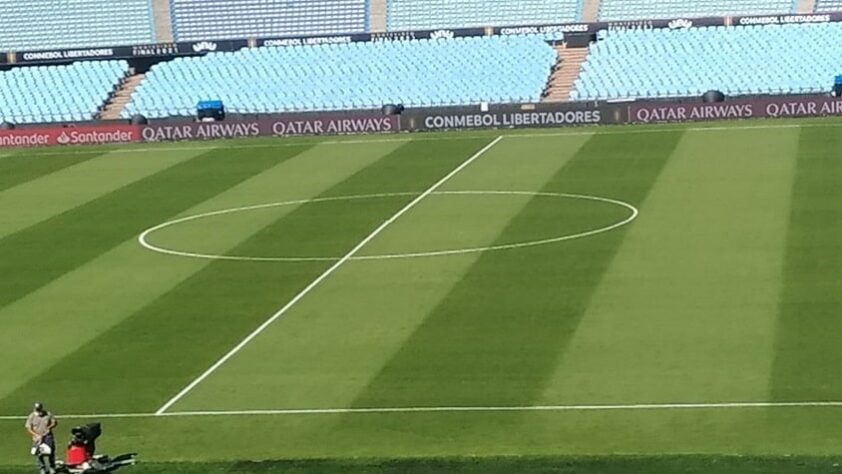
xmin=138 ymin=191 xmax=638 ymax=262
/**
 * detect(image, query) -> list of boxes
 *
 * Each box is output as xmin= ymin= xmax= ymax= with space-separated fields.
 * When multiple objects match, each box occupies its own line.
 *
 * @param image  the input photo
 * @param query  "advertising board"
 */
xmin=140 ymin=113 xmax=400 ymax=142
xmin=0 ymin=125 xmax=140 ymax=147
xmin=402 ymin=104 xmax=625 ymax=131
xmin=628 ymin=96 xmax=842 ymax=123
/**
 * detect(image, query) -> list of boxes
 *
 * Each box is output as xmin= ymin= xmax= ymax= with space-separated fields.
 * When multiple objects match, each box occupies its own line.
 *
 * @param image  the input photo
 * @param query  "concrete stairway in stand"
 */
xmin=369 ymin=0 xmax=387 ymax=32
xmin=100 ymin=74 xmax=145 ymax=120
xmin=796 ymin=0 xmax=817 ymax=13
xmin=543 ymin=44 xmax=589 ymax=102
xmin=151 ymin=0 xmax=174 ymax=42
xmin=580 ymin=0 xmax=603 ymax=22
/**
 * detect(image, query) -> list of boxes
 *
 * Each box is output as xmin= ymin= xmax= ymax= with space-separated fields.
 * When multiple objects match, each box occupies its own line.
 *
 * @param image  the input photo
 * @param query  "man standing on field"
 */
xmin=25 ymin=402 xmax=57 ymax=474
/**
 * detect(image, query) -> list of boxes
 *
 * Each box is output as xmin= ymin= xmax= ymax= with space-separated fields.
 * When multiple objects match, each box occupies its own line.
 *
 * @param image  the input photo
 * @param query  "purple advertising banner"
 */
xmin=402 ymin=103 xmax=625 ymax=131
xmin=140 ymin=113 xmax=400 ymax=142
xmin=628 ymin=95 xmax=842 ymax=124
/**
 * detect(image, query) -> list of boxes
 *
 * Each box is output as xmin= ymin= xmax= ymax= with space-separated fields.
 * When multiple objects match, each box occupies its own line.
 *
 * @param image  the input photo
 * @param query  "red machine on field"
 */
xmin=55 ymin=424 xmax=137 ymax=473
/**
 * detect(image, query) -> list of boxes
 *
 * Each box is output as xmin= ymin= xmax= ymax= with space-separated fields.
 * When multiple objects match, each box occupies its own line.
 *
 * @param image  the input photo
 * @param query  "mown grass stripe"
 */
xmin=0 ymin=137 xmax=493 ymax=413
xmin=0 ymin=142 xmax=403 ymax=401
xmin=347 ymin=130 xmax=683 ymax=410
xmin=0 ymin=149 xmax=107 ymax=192
xmin=771 ymin=126 xmax=842 ymax=401
xmin=542 ymin=127 xmax=798 ymax=406
xmin=171 ymin=134 xmax=593 ymax=411
xmin=0 ymin=145 xmax=312 ymax=312
xmin=0 ymin=148 xmax=207 ymax=240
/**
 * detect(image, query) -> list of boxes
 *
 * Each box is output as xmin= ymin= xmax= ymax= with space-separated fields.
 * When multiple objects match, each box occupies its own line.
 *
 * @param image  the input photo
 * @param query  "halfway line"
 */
xmin=153 ymin=135 xmax=505 ymax=415
xmin=4 ymin=400 xmax=842 ymax=421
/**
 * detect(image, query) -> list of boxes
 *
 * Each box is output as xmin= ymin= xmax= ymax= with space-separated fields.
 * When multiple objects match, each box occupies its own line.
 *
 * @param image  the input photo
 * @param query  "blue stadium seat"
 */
xmin=598 ymin=0 xmax=795 ymax=21
xmin=570 ymin=23 xmax=842 ymax=102
xmin=815 ymin=0 xmax=842 ymax=12
xmin=0 ymin=0 xmax=155 ymax=52
xmin=0 ymin=60 xmax=128 ymax=123
xmin=386 ymin=0 xmax=581 ymax=31
xmin=170 ymin=0 xmax=369 ymax=41
xmin=122 ymin=36 xmax=556 ymax=118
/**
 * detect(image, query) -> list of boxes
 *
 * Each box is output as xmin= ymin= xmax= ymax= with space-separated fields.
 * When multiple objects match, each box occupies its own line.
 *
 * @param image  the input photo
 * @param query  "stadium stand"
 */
xmin=122 ymin=36 xmax=556 ymax=118
xmin=570 ymin=23 xmax=840 ymax=101
xmin=597 ymin=0 xmax=795 ymax=21
xmin=170 ymin=0 xmax=369 ymax=41
xmin=815 ymin=0 xmax=842 ymax=12
xmin=0 ymin=0 xmax=155 ymax=52
xmin=0 ymin=60 xmax=129 ymax=123
xmin=386 ymin=0 xmax=581 ymax=31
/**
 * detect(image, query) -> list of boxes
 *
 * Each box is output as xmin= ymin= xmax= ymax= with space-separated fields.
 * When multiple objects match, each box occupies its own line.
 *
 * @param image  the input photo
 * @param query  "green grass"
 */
xmin=5 ymin=456 xmax=842 ymax=473
xmin=3 ymin=119 xmax=842 ymax=471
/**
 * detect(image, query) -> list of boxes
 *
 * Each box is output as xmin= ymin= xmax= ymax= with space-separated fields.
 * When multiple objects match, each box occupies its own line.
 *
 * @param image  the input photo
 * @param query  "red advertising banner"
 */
xmin=0 ymin=125 xmax=141 ymax=148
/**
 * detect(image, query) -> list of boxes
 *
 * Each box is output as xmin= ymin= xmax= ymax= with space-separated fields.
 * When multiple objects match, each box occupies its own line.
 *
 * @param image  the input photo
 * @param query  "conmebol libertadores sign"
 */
xmin=403 ymin=106 xmax=618 ymax=131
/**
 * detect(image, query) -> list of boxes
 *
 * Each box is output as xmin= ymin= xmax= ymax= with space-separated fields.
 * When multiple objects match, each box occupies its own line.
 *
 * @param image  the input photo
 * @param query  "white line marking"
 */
xmin=6 ymin=118 xmax=837 ymax=159
xmin=5 ymin=400 xmax=842 ymax=421
xmin=138 ymin=191 xmax=639 ymax=262
xmin=153 ymin=136 xmax=505 ymax=415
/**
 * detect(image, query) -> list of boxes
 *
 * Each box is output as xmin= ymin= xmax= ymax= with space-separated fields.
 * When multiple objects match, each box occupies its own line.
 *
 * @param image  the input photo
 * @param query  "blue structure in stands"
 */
xmin=0 ymin=61 xmax=128 ymax=123
xmin=170 ymin=0 xmax=369 ymax=41
xmin=386 ymin=0 xmax=581 ymax=30
xmin=571 ymin=23 xmax=842 ymax=101
xmin=0 ymin=0 xmax=154 ymax=52
xmin=122 ymin=36 xmax=556 ymax=118
xmin=598 ymin=0 xmax=795 ymax=21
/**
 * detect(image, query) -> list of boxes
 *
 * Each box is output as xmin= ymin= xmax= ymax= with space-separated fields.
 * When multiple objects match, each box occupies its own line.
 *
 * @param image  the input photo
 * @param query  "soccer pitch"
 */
xmin=2 ymin=120 xmax=842 ymax=472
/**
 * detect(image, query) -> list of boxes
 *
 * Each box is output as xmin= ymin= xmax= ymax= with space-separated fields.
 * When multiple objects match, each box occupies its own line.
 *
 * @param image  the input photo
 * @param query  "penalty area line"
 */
xmin=4 ymin=401 xmax=842 ymax=420
xmin=153 ymin=135 xmax=505 ymax=416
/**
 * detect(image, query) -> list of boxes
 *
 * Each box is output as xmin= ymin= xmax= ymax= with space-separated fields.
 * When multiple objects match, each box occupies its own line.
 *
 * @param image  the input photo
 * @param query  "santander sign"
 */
xmin=0 ymin=125 xmax=140 ymax=148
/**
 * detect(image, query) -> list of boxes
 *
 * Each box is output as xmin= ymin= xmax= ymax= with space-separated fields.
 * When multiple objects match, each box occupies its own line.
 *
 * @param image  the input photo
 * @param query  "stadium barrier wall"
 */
xmin=5 ymin=95 xmax=842 ymax=147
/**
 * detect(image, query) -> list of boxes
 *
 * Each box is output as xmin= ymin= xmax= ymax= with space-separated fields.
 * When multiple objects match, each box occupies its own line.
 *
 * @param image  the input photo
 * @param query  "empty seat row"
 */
xmin=571 ymin=23 xmax=842 ymax=101
xmin=0 ymin=60 xmax=128 ymax=123
xmin=0 ymin=0 xmax=154 ymax=52
xmin=598 ymin=0 xmax=795 ymax=20
xmin=815 ymin=0 xmax=842 ymax=12
xmin=122 ymin=36 xmax=556 ymax=118
xmin=170 ymin=0 xmax=368 ymax=41
xmin=386 ymin=0 xmax=581 ymax=30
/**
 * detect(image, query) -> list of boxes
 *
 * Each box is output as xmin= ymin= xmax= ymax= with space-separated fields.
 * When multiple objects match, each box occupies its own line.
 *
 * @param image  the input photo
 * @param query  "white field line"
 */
xmin=153 ymin=136 xmax=505 ymax=415
xmin=7 ymin=119 xmax=838 ymax=159
xmin=138 ymin=191 xmax=639 ymax=262
xmin=5 ymin=400 xmax=842 ymax=421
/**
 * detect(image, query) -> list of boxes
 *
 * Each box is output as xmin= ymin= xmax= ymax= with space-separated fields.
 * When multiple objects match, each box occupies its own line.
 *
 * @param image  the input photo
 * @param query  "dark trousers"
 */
xmin=33 ymin=433 xmax=55 ymax=473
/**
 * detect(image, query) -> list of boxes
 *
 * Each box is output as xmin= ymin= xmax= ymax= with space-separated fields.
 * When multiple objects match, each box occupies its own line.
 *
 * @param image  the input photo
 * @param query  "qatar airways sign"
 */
xmin=629 ymin=96 xmax=842 ymax=123
xmin=270 ymin=115 xmax=397 ymax=136
xmin=140 ymin=114 xmax=399 ymax=142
